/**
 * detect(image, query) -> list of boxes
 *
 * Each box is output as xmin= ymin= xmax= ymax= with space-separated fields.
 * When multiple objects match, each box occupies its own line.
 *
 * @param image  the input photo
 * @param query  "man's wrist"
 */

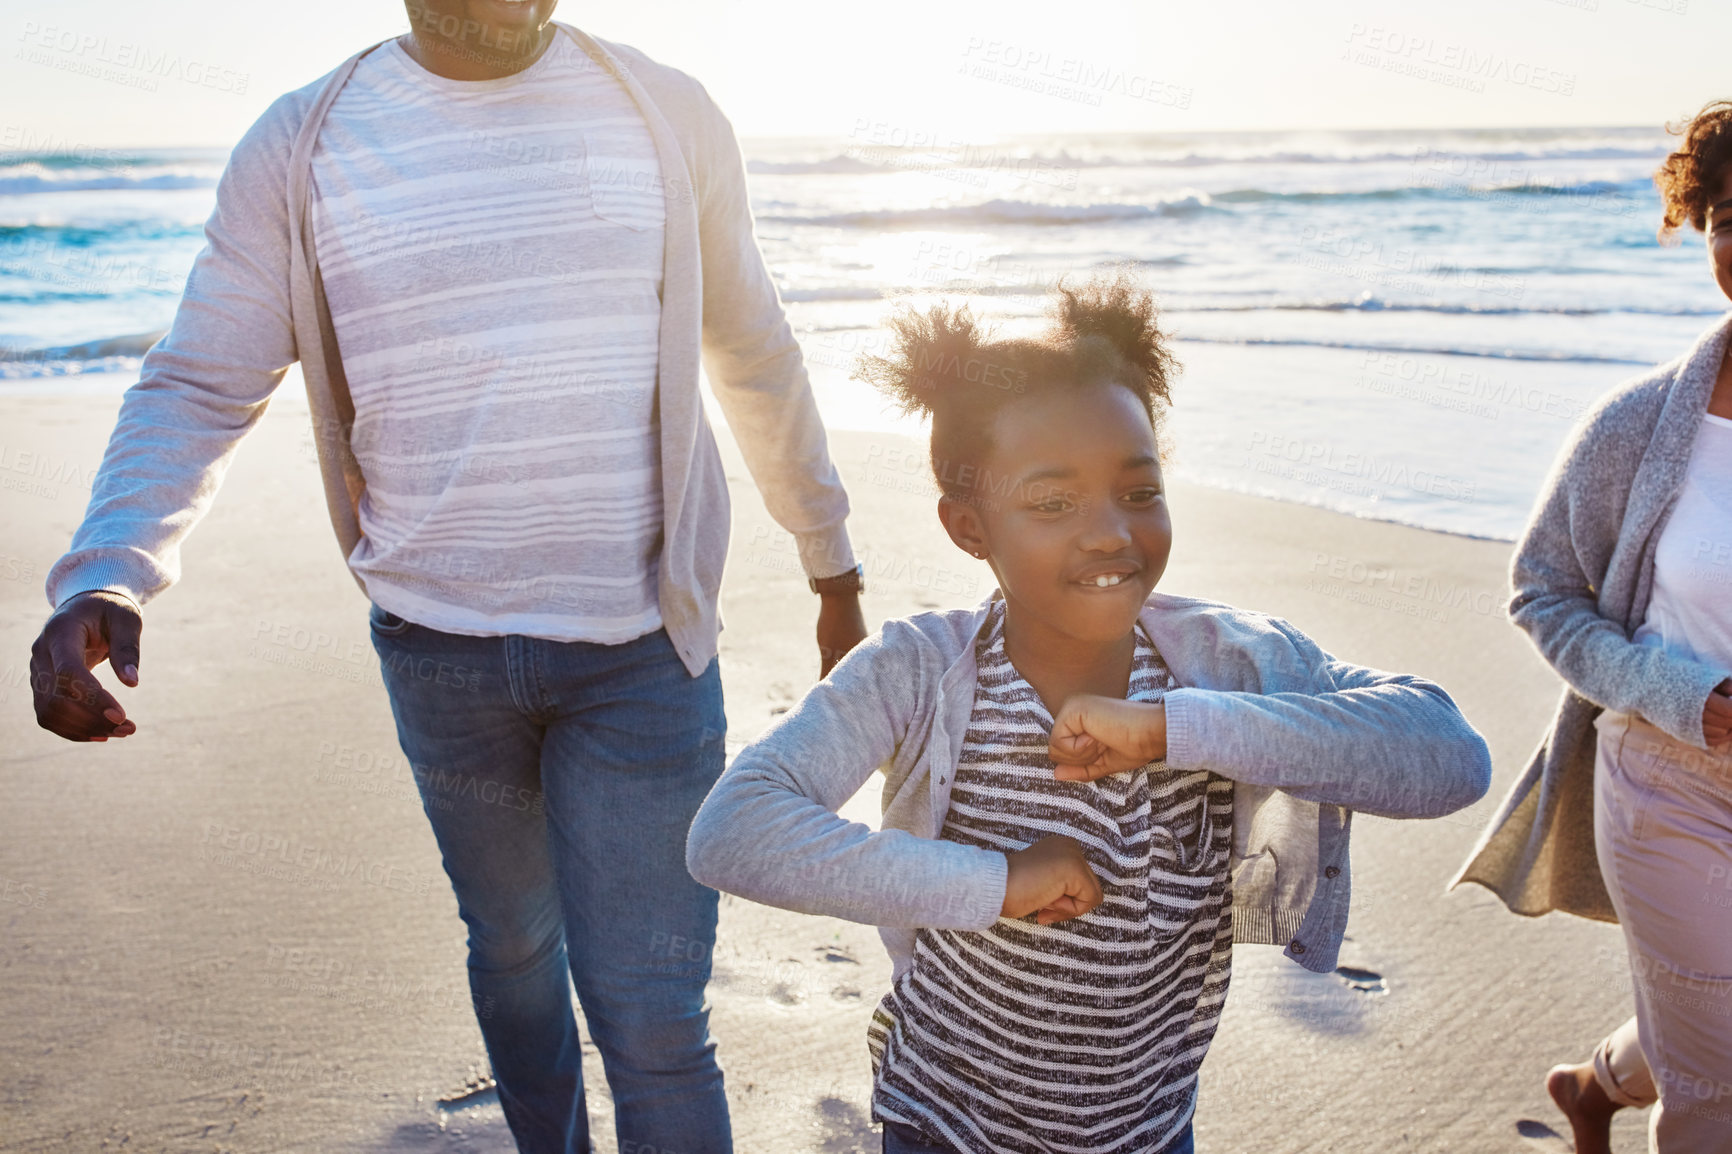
xmin=60 ymin=588 xmax=141 ymax=614
xmin=809 ymin=563 xmax=865 ymax=596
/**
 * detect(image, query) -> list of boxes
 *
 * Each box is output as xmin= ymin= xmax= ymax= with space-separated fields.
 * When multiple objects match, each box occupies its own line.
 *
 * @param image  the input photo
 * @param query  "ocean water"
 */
xmin=1 ymin=127 xmax=1721 ymax=539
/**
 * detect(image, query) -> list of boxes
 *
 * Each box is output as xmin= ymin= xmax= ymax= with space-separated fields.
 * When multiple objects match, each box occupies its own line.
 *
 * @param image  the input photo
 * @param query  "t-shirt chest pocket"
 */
xmin=1147 ymin=786 xmax=1217 ymax=876
xmin=582 ymin=129 xmax=665 ymax=233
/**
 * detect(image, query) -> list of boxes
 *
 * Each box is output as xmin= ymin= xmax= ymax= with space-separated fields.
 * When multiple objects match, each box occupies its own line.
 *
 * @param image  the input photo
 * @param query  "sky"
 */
xmin=1 ymin=0 xmax=1722 ymax=150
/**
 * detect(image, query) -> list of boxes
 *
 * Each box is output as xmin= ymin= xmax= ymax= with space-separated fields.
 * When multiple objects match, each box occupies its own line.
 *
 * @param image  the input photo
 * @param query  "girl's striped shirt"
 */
xmin=868 ymin=601 xmax=1234 ymax=1153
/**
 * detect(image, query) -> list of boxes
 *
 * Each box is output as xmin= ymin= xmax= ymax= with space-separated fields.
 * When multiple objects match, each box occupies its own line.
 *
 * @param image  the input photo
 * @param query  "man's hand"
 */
xmin=30 ymin=590 xmax=142 ymax=742
xmin=816 ymin=591 xmax=867 ymax=678
xmin=1706 ymin=678 xmax=1732 ymax=748
xmin=1001 ymin=835 xmax=1103 ymax=925
xmin=1048 ymin=694 xmax=1167 ymax=782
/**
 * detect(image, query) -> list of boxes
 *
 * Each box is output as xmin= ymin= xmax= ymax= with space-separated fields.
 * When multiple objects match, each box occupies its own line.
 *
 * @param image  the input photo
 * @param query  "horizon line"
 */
xmin=0 ymin=122 xmax=1681 ymax=158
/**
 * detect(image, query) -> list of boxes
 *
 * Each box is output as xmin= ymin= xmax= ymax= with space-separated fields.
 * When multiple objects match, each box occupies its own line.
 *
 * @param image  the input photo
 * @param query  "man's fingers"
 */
xmin=32 ymin=662 xmax=131 ymax=739
xmin=105 ymin=608 xmax=142 ymax=687
xmin=46 ymin=631 xmax=117 ymax=709
xmin=37 ymin=697 xmax=132 ymax=741
xmin=28 ymin=594 xmax=145 ymax=742
xmin=47 ymin=668 xmax=123 ymax=726
xmin=39 ymin=629 xmax=125 ymax=733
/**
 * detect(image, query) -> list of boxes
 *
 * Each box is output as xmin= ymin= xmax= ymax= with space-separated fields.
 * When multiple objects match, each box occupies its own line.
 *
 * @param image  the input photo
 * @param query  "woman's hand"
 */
xmin=1705 ymin=678 xmax=1732 ymax=748
xmin=1048 ymin=694 xmax=1167 ymax=782
xmin=1001 ymin=835 xmax=1103 ymax=925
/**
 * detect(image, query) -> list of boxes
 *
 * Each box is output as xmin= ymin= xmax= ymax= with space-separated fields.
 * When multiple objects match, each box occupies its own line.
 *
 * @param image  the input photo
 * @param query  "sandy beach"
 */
xmin=0 ymin=388 xmax=1648 ymax=1153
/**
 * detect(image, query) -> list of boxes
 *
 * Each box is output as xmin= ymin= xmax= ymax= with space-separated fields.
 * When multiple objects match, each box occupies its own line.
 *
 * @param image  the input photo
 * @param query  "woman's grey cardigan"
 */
xmin=1453 ymin=315 xmax=1732 ymax=920
xmin=688 ymin=592 xmax=1490 ymax=978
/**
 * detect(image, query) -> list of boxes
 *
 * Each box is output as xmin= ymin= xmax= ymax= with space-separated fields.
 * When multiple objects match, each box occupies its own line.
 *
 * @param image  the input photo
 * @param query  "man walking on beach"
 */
xmin=27 ymin=2 xmax=867 ymax=1151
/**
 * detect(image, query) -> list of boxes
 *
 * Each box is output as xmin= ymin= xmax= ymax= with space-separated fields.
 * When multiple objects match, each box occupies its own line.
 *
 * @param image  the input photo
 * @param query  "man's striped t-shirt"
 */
xmin=310 ymin=33 xmax=667 ymax=642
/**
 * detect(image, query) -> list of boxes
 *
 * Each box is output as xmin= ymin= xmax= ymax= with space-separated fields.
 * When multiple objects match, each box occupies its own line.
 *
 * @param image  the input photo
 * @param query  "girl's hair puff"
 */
xmin=853 ymin=271 xmax=1177 ymax=501
xmin=1050 ymin=272 xmax=1177 ymax=416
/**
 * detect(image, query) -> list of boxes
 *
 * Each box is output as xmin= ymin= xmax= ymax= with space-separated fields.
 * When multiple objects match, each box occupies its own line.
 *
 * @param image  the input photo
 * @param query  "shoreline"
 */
xmin=0 ymin=368 xmax=1531 ymax=546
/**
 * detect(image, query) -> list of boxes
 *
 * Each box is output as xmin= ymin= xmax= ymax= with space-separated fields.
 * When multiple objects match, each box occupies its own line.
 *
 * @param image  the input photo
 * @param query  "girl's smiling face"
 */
xmin=938 ymin=379 xmax=1172 ymax=644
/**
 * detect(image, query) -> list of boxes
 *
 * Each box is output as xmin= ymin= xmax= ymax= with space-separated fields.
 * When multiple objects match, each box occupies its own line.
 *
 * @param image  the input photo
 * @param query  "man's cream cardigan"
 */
xmin=46 ymin=25 xmax=856 ymax=677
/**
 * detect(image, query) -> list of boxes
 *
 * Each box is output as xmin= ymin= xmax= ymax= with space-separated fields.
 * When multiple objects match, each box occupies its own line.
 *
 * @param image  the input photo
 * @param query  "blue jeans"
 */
xmin=370 ymin=606 xmax=731 ymax=1154
xmin=881 ymin=1120 xmax=1194 ymax=1153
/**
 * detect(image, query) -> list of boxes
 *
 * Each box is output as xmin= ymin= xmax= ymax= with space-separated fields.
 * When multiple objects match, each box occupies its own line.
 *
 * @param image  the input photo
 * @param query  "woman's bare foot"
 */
xmin=1548 ymin=1062 xmax=1620 ymax=1154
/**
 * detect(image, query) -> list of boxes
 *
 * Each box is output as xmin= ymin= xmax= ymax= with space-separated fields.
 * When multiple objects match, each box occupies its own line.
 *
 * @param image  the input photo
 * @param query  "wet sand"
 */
xmin=0 ymin=390 xmax=1647 ymax=1152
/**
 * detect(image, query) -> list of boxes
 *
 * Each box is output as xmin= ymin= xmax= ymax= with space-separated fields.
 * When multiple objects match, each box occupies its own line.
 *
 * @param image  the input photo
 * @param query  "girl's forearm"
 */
xmin=1162 ymin=683 xmax=1490 ymax=818
xmin=687 ymin=765 xmax=1009 ymax=929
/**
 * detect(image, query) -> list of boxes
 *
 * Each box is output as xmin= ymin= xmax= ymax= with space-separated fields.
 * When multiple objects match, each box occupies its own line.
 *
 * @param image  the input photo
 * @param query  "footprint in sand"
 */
xmin=435 ymin=1072 xmax=498 ymax=1113
xmin=816 ymin=1095 xmax=876 ymax=1153
xmin=1334 ymin=965 xmax=1388 ymax=995
xmin=1515 ymin=1118 xmax=1572 ymax=1150
xmin=378 ymin=1074 xmax=516 ymax=1153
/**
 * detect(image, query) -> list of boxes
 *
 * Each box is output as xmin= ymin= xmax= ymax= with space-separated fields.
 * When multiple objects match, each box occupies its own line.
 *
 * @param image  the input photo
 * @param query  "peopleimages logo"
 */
xmin=1307 ymin=552 xmax=1503 ymax=621
xmin=197 ymin=822 xmax=433 ymax=896
xmin=1243 ymin=430 xmax=1478 ymax=503
xmin=16 ymin=21 xmax=250 ymax=94
xmin=1342 ymin=24 xmax=1576 ymax=97
xmin=958 ymin=37 xmax=1194 ymax=109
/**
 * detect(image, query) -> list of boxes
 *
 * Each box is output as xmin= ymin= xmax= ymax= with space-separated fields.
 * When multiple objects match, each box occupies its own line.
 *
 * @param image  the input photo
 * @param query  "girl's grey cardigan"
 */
xmin=688 ymin=592 xmax=1491 ymax=977
xmin=1453 ymin=315 xmax=1732 ymax=920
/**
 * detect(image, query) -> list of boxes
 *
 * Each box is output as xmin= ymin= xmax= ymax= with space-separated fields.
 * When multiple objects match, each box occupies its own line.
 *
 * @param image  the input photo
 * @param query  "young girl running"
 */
xmin=686 ymin=275 xmax=1491 ymax=1154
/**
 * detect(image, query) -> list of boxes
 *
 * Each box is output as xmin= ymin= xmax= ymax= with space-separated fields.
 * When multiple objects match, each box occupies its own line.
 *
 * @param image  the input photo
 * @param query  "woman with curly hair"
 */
xmin=687 ymin=273 xmax=1491 ymax=1153
xmin=1453 ymin=100 xmax=1732 ymax=1153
